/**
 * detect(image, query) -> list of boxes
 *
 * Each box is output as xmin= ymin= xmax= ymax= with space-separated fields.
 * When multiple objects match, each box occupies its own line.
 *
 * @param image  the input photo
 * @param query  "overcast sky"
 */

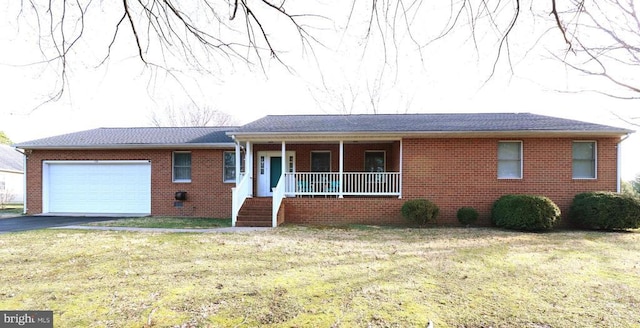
xmin=0 ymin=1 xmax=638 ymax=179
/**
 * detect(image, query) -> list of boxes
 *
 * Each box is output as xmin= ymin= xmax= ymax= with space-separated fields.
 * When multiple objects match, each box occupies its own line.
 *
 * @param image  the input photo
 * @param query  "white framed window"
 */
xmin=311 ymin=151 xmax=331 ymax=172
xmin=223 ymin=151 xmax=237 ymax=183
xmin=288 ymin=156 xmax=294 ymax=173
xmin=497 ymin=141 xmax=522 ymax=179
xmin=173 ymin=152 xmax=192 ymax=183
xmin=365 ymin=151 xmax=386 ymax=172
xmin=573 ymin=141 xmax=597 ymax=179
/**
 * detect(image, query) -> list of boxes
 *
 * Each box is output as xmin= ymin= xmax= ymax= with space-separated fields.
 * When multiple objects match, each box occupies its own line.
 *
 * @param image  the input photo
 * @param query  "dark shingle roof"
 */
xmin=232 ymin=113 xmax=631 ymax=135
xmin=0 ymin=144 xmax=24 ymax=172
xmin=15 ymin=127 xmax=237 ymax=149
xmin=12 ymin=114 xmax=633 ymax=149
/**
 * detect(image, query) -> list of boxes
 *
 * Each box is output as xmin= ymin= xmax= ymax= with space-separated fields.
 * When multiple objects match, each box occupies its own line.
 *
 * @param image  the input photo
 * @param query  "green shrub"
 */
xmin=401 ymin=199 xmax=439 ymax=225
xmin=457 ymin=207 xmax=479 ymax=226
xmin=491 ymin=195 xmax=561 ymax=231
xmin=569 ymin=192 xmax=640 ymax=230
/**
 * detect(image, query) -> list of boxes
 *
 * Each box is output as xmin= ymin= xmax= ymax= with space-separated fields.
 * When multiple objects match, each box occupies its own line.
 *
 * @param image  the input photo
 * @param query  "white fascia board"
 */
xmin=229 ymin=133 xmax=402 ymax=142
xmin=398 ymin=130 xmax=633 ymax=138
xmin=17 ymin=143 xmax=236 ymax=150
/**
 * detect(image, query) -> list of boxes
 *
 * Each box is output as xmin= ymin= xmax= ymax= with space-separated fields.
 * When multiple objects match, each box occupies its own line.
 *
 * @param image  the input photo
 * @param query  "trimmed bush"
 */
xmin=401 ymin=198 xmax=439 ymax=225
xmin=491 ymin=195 xmax=561 ymax=231
xmin=569 ymin=192 xmax=640 ymax=230
xmin=457 ymin=207 xmax=479 ymax=226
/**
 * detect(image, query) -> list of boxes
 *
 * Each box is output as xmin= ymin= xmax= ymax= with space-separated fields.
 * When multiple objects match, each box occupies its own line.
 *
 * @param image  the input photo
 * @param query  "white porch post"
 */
xmin=339 ymin=140 xmax=344 ymax=198
xmin=246 ymin=141 xmax=253 ymax=197
xmin=235 ymin=142 xmax=241 ymax=185
xmin=281 ymin=141 xmax=286 ymax=176
xmin=398 ymin=139 xmax=403 ymax=199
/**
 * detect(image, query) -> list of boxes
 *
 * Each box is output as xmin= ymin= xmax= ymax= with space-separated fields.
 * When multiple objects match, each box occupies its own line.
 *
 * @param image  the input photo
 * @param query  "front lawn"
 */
xmin=0 ymin=227 xmax=638 ymax=327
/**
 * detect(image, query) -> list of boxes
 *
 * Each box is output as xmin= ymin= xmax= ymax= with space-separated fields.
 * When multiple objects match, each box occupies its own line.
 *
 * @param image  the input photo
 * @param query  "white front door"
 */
xmin=257 ymin=151 xmax=295 ymax=197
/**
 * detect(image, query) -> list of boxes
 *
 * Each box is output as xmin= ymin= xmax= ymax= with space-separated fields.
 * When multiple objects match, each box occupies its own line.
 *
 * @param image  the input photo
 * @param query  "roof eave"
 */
xmin=14 ymin=143 xmax=236 ymax=150
xmin=229 ymin=129 xmax=632 ymax=141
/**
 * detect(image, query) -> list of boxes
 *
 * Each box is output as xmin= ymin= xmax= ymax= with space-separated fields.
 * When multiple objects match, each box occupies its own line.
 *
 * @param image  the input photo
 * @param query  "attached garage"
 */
xmin=42 ymin=161 xmax=151 ymax=214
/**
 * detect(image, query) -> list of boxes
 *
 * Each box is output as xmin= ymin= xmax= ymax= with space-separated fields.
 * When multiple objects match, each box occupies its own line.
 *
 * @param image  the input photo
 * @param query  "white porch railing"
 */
xmin=272 ymin=174 xmax=286 ymax=227
xmin=231 ymin=173 xmax=251 ymax=226
xmin=284 ymin=172 xmax=401 ymax=197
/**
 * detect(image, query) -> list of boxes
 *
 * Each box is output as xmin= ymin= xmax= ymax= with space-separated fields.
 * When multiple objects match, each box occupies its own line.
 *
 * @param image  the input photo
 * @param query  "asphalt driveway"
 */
xmin=0 ymin=216 xmax=122 ymax=233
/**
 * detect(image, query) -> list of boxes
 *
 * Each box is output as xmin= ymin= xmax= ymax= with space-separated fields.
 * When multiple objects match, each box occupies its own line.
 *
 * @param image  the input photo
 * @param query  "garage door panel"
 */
xmin=45 ymin=162 xmax=151 ymax=214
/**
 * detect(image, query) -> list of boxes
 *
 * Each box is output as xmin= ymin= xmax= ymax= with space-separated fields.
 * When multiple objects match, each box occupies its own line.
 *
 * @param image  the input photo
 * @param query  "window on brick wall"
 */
xmin=311 ymin=151 xmax=331 ymax=172
xmin=365 ymin=151 xmax=385 ymax=172
xmin=223 ymin=151 xmax=243 ymax=183
xmin=173 ymin=152 xmax=191 ymax=182
xmin=497 ymin=141 xmax=522 ymax=179
xmin=573 ymin=141 xmax=597 ymax=179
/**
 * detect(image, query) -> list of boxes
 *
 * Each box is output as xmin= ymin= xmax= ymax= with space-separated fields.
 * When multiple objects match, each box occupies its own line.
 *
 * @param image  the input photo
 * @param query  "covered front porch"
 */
xmin=231 ymin=138 xmax=404 ymax=227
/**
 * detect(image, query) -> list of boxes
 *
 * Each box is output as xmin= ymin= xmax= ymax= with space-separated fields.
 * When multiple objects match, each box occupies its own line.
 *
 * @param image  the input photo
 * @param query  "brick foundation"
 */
xmin=283 ymin=197 xmax=405 ymax=225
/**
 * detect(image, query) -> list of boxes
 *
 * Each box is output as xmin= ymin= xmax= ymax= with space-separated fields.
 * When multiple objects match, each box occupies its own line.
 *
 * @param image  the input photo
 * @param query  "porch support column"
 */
xmin=246 ymin=141 xmax=253 ymax=197
xmin=281 ymin=141 xmax=286 ymax=177
xmin=235 ymin=141 xmax=241 ymax=185
xmin=339 ymin=140 xmax=344 ymax=198
xmin=398 ymin=139 xmax=403 ymax=199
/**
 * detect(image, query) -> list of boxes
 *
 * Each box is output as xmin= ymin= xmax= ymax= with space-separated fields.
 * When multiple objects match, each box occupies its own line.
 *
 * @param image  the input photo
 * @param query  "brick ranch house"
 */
xmin=15 ymin=113 xmax=632 ymax=227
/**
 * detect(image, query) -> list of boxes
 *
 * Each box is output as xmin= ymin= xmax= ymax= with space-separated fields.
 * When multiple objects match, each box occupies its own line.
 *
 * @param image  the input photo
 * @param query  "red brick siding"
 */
xmin=280 ymin=137 xmax=618 ymax=226
xmin=402 ymin=137 xmax=619 ymax=226
xmin=25 ymin=149 xmax=233 ymax=217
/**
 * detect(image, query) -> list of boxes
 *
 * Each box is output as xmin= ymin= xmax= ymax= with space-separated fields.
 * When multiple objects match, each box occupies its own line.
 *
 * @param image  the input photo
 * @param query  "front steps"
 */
xmin=236 ymin=198 xmax=272 ymax=227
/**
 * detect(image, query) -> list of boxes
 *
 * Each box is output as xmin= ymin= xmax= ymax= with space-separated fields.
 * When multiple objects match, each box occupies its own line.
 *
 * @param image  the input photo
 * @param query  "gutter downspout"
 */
xmin=617 ymin=134 xmax=631 ymax=193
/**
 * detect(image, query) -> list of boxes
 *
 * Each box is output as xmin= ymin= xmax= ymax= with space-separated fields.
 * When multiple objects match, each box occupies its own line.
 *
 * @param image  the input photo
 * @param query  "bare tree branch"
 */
xmin=14 ymin=0 xmax=323 ymax=109
xmin=610 ymin=110 xmax=640 ymax=127
xmin=550 ymin=0 xmax=572 ymax=48
xmin=149 ymin=105 xmax=236 ymax=127
xmin=9 ymin=0 xmax=640 ymax=110
xmin=124 ymin=0 xmax=148 ymax=64
xmin=554 ymin=0 xmax=640 ymax=97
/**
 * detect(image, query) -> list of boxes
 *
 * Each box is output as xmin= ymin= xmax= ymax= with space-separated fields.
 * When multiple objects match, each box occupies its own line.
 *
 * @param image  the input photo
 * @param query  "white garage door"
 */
xmin=44 ymin=161 xmax=151 ymax=214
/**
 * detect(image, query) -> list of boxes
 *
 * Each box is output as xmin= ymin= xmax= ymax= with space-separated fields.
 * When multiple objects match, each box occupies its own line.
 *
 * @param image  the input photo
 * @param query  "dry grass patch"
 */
xmin=0 ymin=227 xmax=639 ymax=327
xmin=87 ymin=217 xmax=231 ymax=228
xmin=0 ymin=204 xmax=23 ymax=215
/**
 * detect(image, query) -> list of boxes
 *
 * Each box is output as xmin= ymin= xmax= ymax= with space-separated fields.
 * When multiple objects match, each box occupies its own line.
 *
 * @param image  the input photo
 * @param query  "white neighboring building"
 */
xmin=0 ymin=144 xmax=24 ymax=204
